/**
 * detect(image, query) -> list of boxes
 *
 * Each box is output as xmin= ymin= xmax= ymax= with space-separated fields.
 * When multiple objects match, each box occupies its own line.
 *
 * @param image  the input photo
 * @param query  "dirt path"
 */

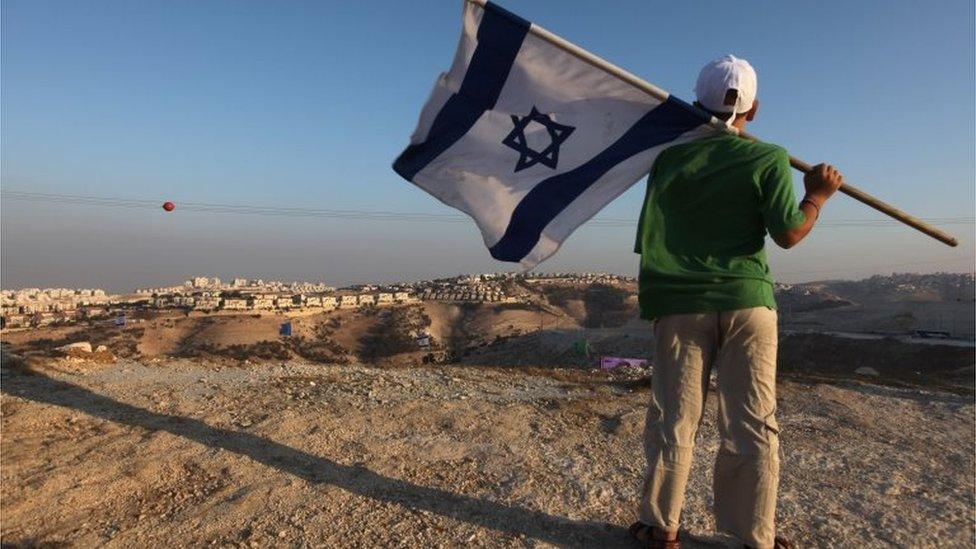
xmin=2 ymin=359 xmax=973 ymax=547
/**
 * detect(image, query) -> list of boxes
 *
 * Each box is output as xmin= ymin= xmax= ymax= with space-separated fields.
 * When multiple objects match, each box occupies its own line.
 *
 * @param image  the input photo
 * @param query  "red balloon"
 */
xmin=162 ymin=201 xmax=175 ymax=212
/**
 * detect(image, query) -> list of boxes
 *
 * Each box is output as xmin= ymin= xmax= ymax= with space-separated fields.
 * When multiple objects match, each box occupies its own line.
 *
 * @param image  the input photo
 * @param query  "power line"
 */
xmin=2 ymin=189 xmax=974 ymax=229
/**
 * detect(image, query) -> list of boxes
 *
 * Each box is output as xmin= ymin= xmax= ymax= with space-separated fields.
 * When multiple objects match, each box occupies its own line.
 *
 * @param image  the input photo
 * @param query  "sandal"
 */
xmin=628 ymin=522 xmax=681 ymax=548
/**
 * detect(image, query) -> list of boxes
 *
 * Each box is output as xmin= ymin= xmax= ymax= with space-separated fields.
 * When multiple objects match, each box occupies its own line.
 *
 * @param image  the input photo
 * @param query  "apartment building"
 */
xmin=222 ymin=298 xmax=248 ymax=311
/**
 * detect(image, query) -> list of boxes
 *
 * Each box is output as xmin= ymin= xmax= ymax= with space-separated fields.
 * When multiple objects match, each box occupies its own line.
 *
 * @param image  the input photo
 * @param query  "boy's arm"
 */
xmin=772 ymin=163 xmax=844 ymax=249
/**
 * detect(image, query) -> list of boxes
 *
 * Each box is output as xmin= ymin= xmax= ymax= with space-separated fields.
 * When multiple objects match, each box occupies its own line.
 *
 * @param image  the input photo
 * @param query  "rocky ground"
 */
xmin=2 ymin=356 xmax=973 ymax=548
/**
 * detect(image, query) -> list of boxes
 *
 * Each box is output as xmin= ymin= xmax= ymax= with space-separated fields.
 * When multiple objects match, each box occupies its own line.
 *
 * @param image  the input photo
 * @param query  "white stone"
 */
xmin=57 ymin=342 xmax=92 ymax=353
xmin=855 ymin=366 xmax=880 ymax=377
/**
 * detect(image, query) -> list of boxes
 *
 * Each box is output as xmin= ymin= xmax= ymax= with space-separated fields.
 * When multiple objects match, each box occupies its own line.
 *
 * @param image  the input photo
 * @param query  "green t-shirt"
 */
xmin=634 ymin=133 xmax=805 ymax=319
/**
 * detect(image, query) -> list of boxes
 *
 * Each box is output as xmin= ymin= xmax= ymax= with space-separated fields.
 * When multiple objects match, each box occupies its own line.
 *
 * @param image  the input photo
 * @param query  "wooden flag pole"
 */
xmin=746 ymin=139 xmax=959 ymax=247
xmin=463 ymin=0 xmax=959 ymax=247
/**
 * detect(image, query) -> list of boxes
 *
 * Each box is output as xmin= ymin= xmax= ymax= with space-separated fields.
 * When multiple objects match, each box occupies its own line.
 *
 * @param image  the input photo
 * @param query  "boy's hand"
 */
xmin=803 ymin=163 xmax=844 ymax=205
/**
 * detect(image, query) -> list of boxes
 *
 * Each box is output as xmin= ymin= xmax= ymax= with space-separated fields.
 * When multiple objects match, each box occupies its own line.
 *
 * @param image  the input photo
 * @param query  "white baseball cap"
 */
xmin=694 ymin=55 xmax=757 ymax=115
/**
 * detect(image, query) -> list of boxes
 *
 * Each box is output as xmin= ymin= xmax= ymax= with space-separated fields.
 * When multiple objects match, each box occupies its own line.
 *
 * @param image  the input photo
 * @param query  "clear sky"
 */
xmin=2 ymin=0 xmax=974 ymax=292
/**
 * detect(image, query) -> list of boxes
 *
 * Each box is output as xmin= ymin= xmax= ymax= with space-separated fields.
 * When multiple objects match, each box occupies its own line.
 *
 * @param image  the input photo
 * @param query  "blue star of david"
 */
xmin=501 ymin=107 xmax=575 ymax=173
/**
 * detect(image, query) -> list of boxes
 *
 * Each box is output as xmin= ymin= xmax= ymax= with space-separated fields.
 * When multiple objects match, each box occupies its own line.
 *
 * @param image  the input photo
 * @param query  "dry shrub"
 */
xmin=357 ymin=306 xmax=427 ymax=362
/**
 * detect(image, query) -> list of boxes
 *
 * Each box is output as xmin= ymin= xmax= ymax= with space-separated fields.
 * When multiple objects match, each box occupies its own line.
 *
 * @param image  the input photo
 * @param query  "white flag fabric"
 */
xmin=393 ymin=1 xmax=720 ymax=268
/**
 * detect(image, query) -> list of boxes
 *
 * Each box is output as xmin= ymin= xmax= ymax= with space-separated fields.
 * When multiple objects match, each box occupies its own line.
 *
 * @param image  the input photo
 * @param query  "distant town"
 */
xmin=0 ymin=272 xmax=631 ymax=329
xmin=3 ymin=271 xmax=972 ymax=337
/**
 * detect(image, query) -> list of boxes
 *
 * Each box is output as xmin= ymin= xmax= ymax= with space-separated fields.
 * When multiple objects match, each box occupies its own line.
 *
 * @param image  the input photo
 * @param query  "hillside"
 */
xmin=2 ymin=273 xmax=973 ymax=393
xmin=778 ymin=272 xmax=975 ymax=338
xmin=1 ymin=272 xmax=973 ymax=547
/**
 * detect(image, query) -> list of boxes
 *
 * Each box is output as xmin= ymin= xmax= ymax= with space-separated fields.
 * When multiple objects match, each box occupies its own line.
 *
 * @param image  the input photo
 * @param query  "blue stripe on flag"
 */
xmin=489 ymin=96 xmax=708 ymax=262
xmin=393 ymin=2 xmax=529 ymax=180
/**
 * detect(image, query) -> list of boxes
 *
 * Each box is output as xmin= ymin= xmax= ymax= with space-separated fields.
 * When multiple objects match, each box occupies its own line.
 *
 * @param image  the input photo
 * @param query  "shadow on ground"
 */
xmin=1 ymin=369 xmax=643 ymax=548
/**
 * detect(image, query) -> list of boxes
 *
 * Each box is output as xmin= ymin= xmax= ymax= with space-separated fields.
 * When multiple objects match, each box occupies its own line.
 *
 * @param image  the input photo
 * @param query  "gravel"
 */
xmin=1 ymin=358 xmax=972 ymax=547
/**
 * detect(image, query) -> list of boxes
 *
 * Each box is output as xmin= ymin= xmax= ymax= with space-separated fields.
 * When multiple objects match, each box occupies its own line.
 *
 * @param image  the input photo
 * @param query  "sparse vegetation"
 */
xmin=290 ymin=334 xmax=348 ymax=365
xmin=357 ymin=306 xmax=429 ymax=362
xmin=6 ymin=326 xmax=143 ymax=359
xmin=542 ymin=285 xmax=578 ymax=308
xmin=582 ymin=283 xmax=632 ymax=328
xmin=219 ymin=340 xmax=292 ymax=361
xmin=492 ymin=301 xmax=535 ymax=313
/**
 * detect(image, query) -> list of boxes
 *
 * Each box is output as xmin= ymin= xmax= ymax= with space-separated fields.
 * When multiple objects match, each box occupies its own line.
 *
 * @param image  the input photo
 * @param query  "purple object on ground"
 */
xmin=601 ymin=356 xmax=648 ymax=371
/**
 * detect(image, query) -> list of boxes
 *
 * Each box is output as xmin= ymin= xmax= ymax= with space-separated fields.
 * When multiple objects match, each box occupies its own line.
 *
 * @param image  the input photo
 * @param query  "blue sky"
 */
xmin=2 ymin=0 xmax=974 ymax=291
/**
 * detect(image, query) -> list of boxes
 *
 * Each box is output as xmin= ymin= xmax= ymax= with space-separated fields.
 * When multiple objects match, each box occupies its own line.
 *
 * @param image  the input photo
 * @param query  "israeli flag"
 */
xmin=393 ymin=1 xmax=719 ymax=268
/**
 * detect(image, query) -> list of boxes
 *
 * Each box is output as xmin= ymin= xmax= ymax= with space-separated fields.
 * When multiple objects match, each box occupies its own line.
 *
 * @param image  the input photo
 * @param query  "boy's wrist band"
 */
xmin=800 ymin=198 xmax=822 ymax=218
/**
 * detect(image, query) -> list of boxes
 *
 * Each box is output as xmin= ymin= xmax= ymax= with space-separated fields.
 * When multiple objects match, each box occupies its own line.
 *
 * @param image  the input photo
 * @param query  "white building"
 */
xmin=222 ymin=298 xmax=248 ymax=311
xmin=194 ymin=297 xmax=220 ymax=311
xmin=187 ymin=277 xmax=221 ymax=288
xmin=3 ymin=314 xmax=26 ymax=328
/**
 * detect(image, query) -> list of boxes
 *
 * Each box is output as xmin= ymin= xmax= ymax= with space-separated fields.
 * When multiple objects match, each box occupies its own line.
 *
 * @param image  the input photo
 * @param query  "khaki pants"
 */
xmin=639 ymin=307 xmax=780 ymax=548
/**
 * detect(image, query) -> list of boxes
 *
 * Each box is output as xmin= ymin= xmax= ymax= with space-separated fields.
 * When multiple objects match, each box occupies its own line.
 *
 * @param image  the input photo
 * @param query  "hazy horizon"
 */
xmin=3 ymin=0 xmax=974 ymax=292
xmin=2 ymin=255 xmax=973 ymax=295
